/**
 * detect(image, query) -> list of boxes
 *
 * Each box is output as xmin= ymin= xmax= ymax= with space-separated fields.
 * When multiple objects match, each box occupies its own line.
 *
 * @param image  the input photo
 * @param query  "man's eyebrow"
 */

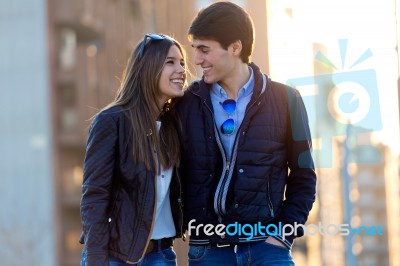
xmin=191 ymin=44 xmax=210 ymax=49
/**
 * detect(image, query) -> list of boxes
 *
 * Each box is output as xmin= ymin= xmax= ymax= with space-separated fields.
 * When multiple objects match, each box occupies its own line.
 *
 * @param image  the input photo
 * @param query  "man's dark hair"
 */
xmin=188 ymin=1 xmax=254 ymax=64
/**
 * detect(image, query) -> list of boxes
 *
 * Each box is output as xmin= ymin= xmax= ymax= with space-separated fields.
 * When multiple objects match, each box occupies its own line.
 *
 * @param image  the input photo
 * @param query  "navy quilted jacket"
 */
xmin=175 ymin=63 xmax=316 ymax=248
xmin=80 ymin=106 xmax=183 ymax=266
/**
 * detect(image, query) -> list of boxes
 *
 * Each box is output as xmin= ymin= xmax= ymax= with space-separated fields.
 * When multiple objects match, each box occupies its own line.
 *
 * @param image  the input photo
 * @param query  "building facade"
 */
xmin=0 ymin=1 xmax=268 ymax=265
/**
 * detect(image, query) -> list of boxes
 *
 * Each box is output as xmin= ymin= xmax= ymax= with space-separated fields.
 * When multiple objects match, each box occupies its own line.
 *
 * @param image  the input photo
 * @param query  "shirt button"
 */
xmin=239 ymin=169 xmax=244 ymax=173
xmin=234 ymin=204 xmax=238 ymax=208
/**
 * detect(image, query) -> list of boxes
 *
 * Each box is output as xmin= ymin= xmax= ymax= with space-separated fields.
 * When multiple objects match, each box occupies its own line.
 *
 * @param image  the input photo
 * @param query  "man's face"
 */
xmin=191 ymin=39 xmax=237 ymax=84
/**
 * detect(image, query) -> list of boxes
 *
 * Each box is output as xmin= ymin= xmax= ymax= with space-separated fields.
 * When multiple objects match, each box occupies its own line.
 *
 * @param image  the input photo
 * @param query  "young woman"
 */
xmin=80 ymin=33 xmax=187 ymax=266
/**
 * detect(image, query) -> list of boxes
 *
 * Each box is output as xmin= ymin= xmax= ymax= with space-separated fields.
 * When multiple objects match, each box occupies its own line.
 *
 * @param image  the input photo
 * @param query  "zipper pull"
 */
xmin=226 ymin=162 xmax=230 ymax=171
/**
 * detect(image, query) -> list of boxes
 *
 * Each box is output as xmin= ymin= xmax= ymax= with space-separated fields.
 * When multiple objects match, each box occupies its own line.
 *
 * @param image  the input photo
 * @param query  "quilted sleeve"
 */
xmin=80 ymin=112 xmax=118 ymax=266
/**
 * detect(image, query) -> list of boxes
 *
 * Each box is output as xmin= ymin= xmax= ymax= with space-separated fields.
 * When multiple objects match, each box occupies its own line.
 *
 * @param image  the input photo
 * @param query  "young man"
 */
xmin=175 ymin=2 xmax=316 ymax=265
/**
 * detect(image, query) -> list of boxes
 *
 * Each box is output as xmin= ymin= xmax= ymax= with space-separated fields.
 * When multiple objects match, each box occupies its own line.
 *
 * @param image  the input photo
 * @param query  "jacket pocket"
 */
xmin=108 ymin=199 xmax=121 ymax=242
xmin=226 ymin=166 xmax=274 ymax=220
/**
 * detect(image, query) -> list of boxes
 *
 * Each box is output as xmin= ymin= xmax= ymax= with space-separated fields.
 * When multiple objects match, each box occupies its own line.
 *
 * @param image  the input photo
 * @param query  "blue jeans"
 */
xmin=188 ymin=240 xmax=294 ymax=266
xmin=81 ymin=248 xmax=176 ymax=266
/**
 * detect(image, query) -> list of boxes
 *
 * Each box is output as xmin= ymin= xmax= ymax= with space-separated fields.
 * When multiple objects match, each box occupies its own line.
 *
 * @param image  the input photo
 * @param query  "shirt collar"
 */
xmin=211 ymin=66 xmax=254 ymax=100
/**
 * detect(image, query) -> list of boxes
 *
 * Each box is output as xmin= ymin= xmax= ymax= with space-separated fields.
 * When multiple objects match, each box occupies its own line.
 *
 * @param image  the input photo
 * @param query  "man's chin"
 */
xmin=203 ymin=76 xmax=215 ymax=84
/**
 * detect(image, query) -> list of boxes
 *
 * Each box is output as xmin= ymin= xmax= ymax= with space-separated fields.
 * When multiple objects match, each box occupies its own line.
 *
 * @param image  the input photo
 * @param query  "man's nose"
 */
xmin=194 ymin=51 xmax=203 ymax=65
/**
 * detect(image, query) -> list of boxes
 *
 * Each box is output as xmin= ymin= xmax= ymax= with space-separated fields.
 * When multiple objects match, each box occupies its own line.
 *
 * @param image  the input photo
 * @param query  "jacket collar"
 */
xmin=248 ymin=62 xmax=267 ymax=100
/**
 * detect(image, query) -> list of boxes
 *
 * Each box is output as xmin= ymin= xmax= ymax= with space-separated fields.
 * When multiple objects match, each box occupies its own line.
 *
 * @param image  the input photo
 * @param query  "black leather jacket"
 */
xmin=80 ymin=106 xmax=183 ymax=266
xmin=175 ymin=63 xmax=316 ymax=248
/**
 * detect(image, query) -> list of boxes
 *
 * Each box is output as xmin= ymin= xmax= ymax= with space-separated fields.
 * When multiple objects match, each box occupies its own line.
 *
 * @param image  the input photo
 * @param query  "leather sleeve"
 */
xmin=80 ymin=112 xmax=118 ymax=266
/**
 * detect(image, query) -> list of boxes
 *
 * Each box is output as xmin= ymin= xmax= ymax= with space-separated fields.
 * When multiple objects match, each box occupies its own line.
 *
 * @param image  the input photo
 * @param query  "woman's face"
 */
xmin=158 ymin=45 xmax=186 ymax=107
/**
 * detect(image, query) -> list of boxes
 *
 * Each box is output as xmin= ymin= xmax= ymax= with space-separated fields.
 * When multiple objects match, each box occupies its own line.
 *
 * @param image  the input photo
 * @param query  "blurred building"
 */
xmin=306 ymin=131 xmax=400 ymax=266
xmin=350 ymin=139 xmax=400 ymax=266
xmin=0 ymin=0 xmax=269 ymax=265
xmin=299 ymin=44 xmax=347 ymax=266
xmin=288 ymin=41 xmax=400 ymax=266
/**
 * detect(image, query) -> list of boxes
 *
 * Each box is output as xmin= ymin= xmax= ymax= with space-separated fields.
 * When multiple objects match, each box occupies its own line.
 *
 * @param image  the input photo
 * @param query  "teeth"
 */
xmin=171 ymin=79 xmax=184 ymax=84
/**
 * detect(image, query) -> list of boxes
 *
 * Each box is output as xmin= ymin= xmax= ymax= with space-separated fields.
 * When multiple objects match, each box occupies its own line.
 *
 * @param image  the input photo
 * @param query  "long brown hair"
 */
xmin=104 ymin=34 xmax=186 ymax=172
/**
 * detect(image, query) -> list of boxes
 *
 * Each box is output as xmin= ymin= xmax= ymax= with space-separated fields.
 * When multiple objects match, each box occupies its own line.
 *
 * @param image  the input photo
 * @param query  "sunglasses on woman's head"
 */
xmin=138 ymin=33 xmax=166 ymax=59
xmin=220 ymin=99 xmax=236 ymax=135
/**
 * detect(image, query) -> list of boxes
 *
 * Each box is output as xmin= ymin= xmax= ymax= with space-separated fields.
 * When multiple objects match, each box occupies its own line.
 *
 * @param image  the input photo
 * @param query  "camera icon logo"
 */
xmin=287 ymin=40 xmax=382 ymax=167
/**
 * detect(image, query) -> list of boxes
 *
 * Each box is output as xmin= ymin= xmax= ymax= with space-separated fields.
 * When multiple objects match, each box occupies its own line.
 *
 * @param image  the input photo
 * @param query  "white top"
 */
xmin=150 ymin=121 xmax=176 ymax=239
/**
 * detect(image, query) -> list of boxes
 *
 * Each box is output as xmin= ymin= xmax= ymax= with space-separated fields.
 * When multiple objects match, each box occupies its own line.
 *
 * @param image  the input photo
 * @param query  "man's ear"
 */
xmin=230 ymin=40 xmax=242 ymax=56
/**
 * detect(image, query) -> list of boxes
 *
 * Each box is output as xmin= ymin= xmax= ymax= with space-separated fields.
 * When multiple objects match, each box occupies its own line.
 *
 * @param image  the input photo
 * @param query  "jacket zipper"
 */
xmin=218 ymin=135 xmax=239 ymax=214
xmin=192 ymin=75 xmax=267 ymax=223
xmin=176 ymin=169 xmax=185 ymax=240
xmin=160 ymin=130 xmax=184 ymax=237
xmin=216 ymin=74 xmax=267 ymax=218
xmin=208 ymin=105 xmax=228 ymax=222
xmin=126 ymin=171 xmax=158 ymax=264
xmin=266 ymin=175 xmax=275 ymax=217
xmin=215 ymin=96 xmax=260 ymax=218
xmin=127 ymin=167 xmax=183 ymax=264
